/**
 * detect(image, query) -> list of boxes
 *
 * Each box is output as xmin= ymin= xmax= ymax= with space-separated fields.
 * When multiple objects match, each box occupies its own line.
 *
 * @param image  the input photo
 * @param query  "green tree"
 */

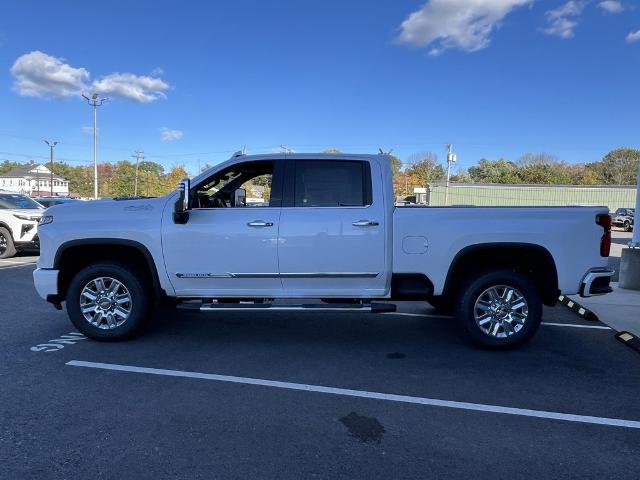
xmin=388 ymin=154 xmax=402 ymax=177
xmin=468 ymin=159 xmax=520 ymax=183
xmin=599 ymin=148 xmax=640 ymax=185
xmin=165 ymin=165 xmax=189 ymax=191
xmin=0 ymin=160 xmax=20 ymax=175
xmin=404 ymin=152 xmax=445 ymax=185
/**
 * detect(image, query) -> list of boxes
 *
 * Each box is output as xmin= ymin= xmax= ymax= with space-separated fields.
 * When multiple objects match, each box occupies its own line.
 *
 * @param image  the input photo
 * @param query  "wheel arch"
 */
xmin=54 ymin=238 xmax=164 ymax=302
xmin=443 ymin=242 xmax=559 ymax=306
xmin=0 ymin=221 xmax=13 ymax=236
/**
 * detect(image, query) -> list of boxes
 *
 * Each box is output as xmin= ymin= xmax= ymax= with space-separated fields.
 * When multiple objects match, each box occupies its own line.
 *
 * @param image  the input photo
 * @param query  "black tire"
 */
xmin=455 ymin=270 xmax=542 ymax=350
xmin=624 ymin=221 xmax=631 ymax=232
xmin=0 ymin=227 xmax=17 ymax=259
xmin=427 ymin=296 xmax=453 ymax=315
xmin=66 ymin=262 xmax=152 ymax=341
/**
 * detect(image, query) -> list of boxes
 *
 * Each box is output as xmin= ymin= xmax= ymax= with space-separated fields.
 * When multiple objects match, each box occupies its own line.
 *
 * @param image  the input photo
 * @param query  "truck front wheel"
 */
xmin=66 ymin=262 xmax=152 ymax=341
xmin=455 ymin=270 xmax=542 ymax=349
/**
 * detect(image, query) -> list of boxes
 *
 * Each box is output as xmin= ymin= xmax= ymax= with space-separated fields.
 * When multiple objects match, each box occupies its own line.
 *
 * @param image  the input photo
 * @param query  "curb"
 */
xmin=558 ymin=295 xmax=599 ymax=322
xmin=616 ymin=331 xmax=640 ymax=355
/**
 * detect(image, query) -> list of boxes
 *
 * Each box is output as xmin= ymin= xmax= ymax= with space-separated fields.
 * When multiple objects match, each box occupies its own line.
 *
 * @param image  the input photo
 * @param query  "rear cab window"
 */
xmin=292 ymin=160 xmax=372 ymax=208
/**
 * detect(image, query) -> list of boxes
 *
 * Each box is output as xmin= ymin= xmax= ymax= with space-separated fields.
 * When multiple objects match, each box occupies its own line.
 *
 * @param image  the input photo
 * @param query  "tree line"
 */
xmin=0 ymin=159 xmax=188 ymax=198
xmin=392 ymin=148 xmax=640 ymax=197
xmin=1 ymin=147 xmax=638 ymax=198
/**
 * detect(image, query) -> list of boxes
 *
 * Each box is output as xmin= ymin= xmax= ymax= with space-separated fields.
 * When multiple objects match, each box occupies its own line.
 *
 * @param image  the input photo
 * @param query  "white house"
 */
xmin=0 ymin=163 xmax=70 ymax=196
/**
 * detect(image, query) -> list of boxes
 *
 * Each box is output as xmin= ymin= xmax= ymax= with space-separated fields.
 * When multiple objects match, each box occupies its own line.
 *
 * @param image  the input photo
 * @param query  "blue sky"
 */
xmin=1 ymin=0 xmax=639 ymax=175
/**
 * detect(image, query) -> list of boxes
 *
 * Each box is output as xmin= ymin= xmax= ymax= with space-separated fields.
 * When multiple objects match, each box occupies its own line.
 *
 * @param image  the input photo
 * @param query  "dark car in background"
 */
xmin=612 ymin=207 xmax=634 ymax=232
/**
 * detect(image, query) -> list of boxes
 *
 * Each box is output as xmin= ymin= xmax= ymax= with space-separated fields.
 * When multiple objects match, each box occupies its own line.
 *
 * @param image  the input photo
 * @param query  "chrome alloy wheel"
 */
xmin=473 ymin=285 xmax=528 ymax=338
xmin=80 ymin=277 xmax=133 ymax=329
xmin=0 ymin=232 xmax=6 ymax=255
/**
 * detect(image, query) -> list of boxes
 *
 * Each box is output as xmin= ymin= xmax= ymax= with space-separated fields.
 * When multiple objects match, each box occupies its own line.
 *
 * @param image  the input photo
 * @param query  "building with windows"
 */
xmin=0 ymin=163 xmax=70 ymax=196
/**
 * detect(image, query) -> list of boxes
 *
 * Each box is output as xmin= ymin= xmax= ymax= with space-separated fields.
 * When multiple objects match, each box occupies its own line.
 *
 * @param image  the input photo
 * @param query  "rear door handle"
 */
xmin=352 ymin=220 xmax=379 ymax=227
xmin=247 ymin=220 xmax=274 ymax=227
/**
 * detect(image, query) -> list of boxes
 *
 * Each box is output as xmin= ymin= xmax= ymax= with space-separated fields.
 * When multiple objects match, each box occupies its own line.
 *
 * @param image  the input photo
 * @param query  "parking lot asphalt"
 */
xmin=2 ymin=262 xmax=640 ymax=479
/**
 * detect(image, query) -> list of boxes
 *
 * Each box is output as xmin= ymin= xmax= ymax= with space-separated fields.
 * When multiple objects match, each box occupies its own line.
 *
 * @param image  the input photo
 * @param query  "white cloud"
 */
xmin=10 ymin=51 xmax=171 ymax=103
xmin=543 ymin=1 xmax=586 ymax=38
xmin=151 ymin=67 xmax=164 ymax=76
xmin=396 ymin=0 xmax=533 ymax=55
xmin=92 ymin=73 xmax=169 ymax=103
xmin=598 ymin=1 xmax=624 ymax=13
xmin=627 ymin=29 xmax=640 ymax=43
xmin=160 ymin=127 xmax=183 ymax=142
xmin=10 ymin=51 xmax=89 ymax=97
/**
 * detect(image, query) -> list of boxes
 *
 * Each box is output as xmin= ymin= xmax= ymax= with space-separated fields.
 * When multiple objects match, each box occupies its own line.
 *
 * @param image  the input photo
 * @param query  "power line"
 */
xmin=132 ymin=150 xmax=145 ymax=196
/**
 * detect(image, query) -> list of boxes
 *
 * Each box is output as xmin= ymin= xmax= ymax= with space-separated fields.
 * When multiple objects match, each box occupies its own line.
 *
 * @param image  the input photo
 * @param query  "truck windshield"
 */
xmin=0 ymin=193 xmax=44 ymax=210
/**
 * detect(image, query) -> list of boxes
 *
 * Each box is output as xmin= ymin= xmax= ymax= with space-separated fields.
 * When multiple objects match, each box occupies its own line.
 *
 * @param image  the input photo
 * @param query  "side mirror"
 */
xmin=173 ymin=178 xmax=191 ymax=224
xmin=234 ymin=188 xmax=246 ymax=207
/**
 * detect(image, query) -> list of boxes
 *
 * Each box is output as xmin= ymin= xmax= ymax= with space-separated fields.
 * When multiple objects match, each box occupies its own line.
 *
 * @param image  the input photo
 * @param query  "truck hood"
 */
xmin=46 ymin=196 xmax=170 ymax=218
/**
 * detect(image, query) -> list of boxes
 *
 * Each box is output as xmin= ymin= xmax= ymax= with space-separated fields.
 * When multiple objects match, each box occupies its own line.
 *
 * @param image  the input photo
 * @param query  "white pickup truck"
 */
xmin=33 ymin=153 xmax=614 ymax=348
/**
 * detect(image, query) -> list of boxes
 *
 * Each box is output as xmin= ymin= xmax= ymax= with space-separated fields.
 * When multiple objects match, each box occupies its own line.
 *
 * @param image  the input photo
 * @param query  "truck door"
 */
xmin=277 ymin=158 xmax=388 ymax=297
xmin=162 ymin=160 xmax=284 ymax=297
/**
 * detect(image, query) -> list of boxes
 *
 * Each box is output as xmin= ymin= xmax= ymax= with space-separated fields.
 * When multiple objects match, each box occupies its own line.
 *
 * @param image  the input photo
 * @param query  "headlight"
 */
xmin=14 ymin=214 xmax=41 ymax=222
xmin=38 ymin=216 xmax=54 ymax=226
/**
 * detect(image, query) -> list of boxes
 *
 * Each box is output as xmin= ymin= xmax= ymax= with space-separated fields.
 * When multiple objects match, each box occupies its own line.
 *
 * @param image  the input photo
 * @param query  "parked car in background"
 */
xmin=0 ymin=190 xmax=43 ymax=258
xmin=34 ymin=197 xmax=78 ymax=208
xmin=612 ymin=208 xmax=634 ymax=232
xmin=34 ymin=153 xmax=614 ymax=349
xmin=34 ymin=197 xmax=79 ymax=208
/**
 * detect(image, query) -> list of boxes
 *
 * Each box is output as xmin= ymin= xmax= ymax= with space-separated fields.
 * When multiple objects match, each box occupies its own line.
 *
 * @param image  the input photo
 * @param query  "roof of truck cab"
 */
xmin=231 ymin=153 xmax=384 ymax=161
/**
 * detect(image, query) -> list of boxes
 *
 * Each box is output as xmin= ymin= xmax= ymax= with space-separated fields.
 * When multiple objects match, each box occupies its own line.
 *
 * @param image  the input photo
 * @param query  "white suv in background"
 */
xmin=0 ymin=191 xmax=43 ymax=259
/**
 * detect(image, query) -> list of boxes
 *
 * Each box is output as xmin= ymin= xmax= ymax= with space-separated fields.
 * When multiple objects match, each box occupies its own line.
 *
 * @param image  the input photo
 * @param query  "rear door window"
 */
xmin=293 ymin=160 xmax=372 ymax=207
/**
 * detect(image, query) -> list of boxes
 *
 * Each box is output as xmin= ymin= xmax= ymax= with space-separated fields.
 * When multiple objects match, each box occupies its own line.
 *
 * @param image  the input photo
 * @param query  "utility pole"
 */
xmin=132 ymin=150 xmax=145 ymax=196
xmin=444 ymin=144 xmax=457 ymax=206
xmin=82 ymin=93 xmax=108 ymax=199
xmin=44 ymin=140 xmax=58 ymax=197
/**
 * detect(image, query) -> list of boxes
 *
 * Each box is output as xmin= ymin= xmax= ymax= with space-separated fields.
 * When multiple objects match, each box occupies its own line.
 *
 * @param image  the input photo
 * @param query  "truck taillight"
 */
xmin=596 ymin=214 xmax=611 ymax=257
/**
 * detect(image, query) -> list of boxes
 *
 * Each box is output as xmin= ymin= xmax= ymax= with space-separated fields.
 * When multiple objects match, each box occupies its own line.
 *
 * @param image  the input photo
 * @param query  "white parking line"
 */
xmin=67 ymin=360 xmax=640 ymax=429
xmin=542 ymin=322 xmax=611 ymax=330
xmin=386 ymin=312 xmax=610 ymax=330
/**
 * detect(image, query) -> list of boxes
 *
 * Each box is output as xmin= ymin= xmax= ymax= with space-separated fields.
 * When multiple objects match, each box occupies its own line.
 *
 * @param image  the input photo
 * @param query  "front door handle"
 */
xmin=352 ymin=220 xmax=379 ymax=227
xmin=247 ymin=220 xmax=274 ymax=227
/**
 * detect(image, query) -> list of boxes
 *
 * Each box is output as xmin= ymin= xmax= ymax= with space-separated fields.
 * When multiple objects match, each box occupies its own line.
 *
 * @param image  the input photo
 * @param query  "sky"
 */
xmin=0 ymin=0 xmax=639 ymax=175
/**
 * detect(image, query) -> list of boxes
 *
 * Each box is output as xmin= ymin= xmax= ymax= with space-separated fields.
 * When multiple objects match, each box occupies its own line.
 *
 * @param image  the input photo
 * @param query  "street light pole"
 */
xmin=82 ymin=93 xmax=108 ymax=199
xmin=44 ymin=140 xmax=58 ymax=197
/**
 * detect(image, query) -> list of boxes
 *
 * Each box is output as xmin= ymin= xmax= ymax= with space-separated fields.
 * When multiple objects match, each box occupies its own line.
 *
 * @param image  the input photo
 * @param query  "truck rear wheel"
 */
xmin=0 ymin=227 xmax=16 ymax=259
xmin=66 ymin=262 xmax=152 ymax=341
xmin=455 ymin=270 xmax=542 ymax=349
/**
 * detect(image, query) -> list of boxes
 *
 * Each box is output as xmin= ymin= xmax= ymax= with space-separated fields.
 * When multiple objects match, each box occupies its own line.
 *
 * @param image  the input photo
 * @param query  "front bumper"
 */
xmin=579 ymin=268 xmax=615 ymax=297
xmin=33 ymin=268 xmax=59 ymax=301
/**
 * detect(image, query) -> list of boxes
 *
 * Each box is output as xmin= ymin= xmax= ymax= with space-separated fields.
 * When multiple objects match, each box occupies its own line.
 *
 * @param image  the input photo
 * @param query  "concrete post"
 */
xmin=619 ymin=163 xmax=640 ymax=290
xmin=632 ymin=163 xmax=640 ymax=247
